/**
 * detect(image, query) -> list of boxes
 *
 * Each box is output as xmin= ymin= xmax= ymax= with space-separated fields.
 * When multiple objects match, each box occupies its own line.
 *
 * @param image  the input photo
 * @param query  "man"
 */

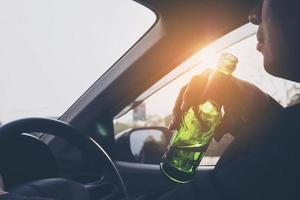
xmin=138 ymin=0 xmax=300 ymax=199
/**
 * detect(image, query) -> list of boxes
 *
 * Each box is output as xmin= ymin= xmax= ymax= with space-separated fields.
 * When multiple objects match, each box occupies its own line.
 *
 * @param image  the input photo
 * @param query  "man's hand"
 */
xmin=169 ymin=69 xmax=283 ymax=141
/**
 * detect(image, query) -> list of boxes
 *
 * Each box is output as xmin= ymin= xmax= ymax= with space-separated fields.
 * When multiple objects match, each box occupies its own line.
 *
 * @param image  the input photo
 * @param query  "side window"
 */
xmin=114 ymin=35 xmax=300 ymax=165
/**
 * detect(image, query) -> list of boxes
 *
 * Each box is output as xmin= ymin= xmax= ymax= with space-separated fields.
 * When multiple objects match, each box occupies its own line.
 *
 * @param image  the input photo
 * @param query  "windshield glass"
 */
xmin=0 ymin=0 xmax=156 ymax=124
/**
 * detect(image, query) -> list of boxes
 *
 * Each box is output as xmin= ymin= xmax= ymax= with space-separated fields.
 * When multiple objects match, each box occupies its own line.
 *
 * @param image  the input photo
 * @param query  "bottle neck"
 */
xmin=216 ymin=65 xmax=234 ymax=76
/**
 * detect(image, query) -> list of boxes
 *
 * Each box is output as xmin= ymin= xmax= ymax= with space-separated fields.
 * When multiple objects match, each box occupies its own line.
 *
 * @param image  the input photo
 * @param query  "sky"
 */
xmin=0 ymin=0 xmax=156 ymax=123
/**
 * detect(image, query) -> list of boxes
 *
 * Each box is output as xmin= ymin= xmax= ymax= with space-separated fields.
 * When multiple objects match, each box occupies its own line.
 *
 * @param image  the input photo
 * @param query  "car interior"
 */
xmin=1 ymin=0 xmax=299 ymax=199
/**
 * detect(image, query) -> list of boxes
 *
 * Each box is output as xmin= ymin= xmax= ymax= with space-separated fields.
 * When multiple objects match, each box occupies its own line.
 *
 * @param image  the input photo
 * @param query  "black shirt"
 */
xmin=141 ymin=103 xmax=300 ymax=200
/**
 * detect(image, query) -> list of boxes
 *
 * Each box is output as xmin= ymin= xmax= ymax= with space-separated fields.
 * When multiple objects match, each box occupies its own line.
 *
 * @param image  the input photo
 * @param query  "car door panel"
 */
xmin=115 ymin=161 xmax=214 ymax=198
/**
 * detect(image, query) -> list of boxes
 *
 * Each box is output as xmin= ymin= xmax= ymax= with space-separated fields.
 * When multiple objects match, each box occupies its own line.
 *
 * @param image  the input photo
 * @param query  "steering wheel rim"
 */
xmin=0 ymin=117 xmax=128 ymax=200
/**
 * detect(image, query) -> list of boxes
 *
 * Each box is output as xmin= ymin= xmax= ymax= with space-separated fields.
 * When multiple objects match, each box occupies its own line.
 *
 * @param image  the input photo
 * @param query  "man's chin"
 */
xmin=263 ymin=56 xmax=285 ymax=77
xmin=264 ymin=64 xmax=280 ymax=77
xmin=264 ymin=60 xmax=300 ymax=83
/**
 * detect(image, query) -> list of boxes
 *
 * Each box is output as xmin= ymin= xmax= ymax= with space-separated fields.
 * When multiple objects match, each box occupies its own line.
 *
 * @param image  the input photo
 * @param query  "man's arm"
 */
xmin=144 ymin=107 xmax=298 ymax=200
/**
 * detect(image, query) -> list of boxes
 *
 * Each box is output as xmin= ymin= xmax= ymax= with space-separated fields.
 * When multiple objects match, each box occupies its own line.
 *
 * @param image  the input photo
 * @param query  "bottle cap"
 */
xmin=217 ymin=53 xmax=238 ymax=73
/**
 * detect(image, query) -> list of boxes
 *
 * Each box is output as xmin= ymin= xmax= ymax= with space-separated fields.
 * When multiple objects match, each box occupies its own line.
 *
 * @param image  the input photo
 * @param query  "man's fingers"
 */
xmin=181 ymin=68 xmax=213 ymax=111
xmin=214 ymin=105 xmax=243 ymax=141
xmin=169 ymin=85 xmax=188 ymax=130
xmin=169 ymin=69 xmax=213 ymax=130
xmin=214 ymin=112 xmax=232 ymax=142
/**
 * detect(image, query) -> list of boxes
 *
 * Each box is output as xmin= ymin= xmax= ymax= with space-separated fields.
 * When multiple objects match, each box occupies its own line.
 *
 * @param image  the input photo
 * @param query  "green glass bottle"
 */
xmin=160 ymin=53 xmax=238 ymax=183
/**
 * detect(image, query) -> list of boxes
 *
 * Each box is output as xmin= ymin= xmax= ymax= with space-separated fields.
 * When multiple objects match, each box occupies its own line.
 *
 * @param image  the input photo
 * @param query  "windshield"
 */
xmin=0 ymin=0 xmax=156 ymax=124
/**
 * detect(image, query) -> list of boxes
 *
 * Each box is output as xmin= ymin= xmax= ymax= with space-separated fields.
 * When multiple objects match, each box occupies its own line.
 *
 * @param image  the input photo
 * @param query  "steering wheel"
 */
xmin=0 ymin=118 xmax=128 ymax=200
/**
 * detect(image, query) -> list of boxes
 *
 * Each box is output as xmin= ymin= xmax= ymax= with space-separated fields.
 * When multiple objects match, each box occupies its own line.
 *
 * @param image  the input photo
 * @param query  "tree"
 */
xmin=114 ymin=122 xmax=131 ymax=135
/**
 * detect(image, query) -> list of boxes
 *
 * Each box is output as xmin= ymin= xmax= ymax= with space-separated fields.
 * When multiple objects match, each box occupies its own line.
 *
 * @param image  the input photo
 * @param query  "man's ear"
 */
xmin=248 ymin=0 xmax=263 ymax=25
